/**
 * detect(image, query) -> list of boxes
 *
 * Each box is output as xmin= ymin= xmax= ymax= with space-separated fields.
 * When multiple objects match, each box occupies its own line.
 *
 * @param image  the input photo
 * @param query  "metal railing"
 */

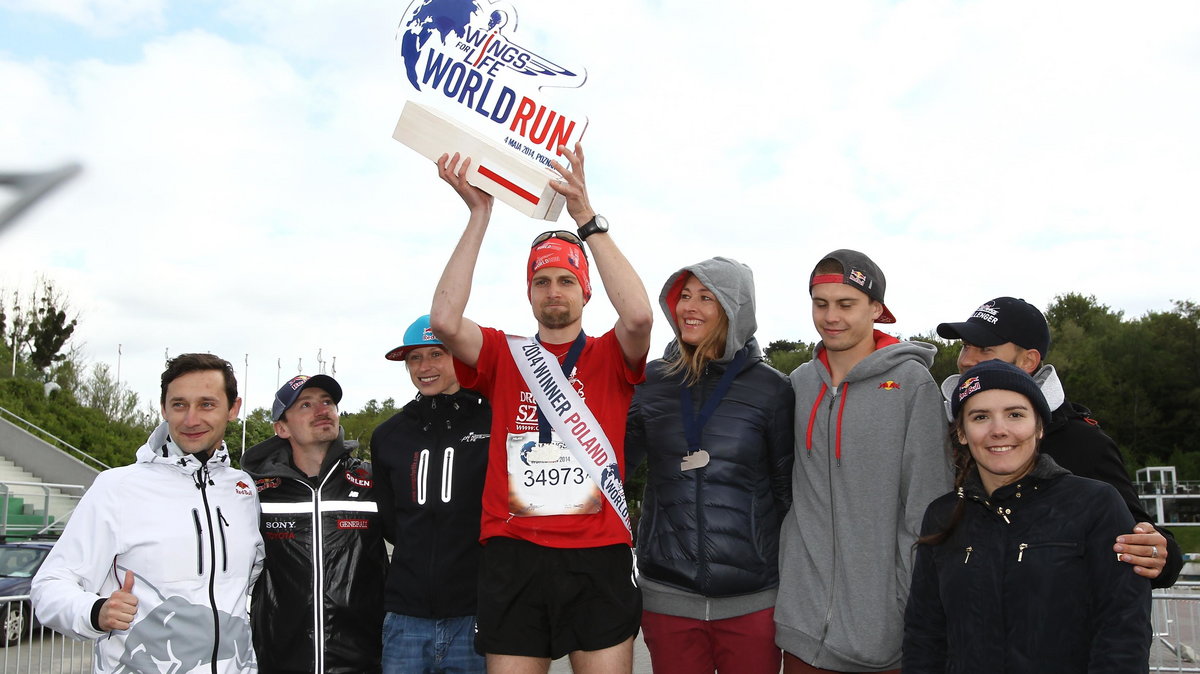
xmin=1151 ymin=586 xmax=1200 ymax=672
xmin=0 ymin=596 xmax=92 ymax=673
xmin=1138 ymin=481 xmax=1200 ymax=496
xmin=0 ymin=591 xmax=1195 ymax=671
xmin=0 ymin=407 xmax=110 ymax=473
xmin=0 ymin=482 xmax=84 ymax=539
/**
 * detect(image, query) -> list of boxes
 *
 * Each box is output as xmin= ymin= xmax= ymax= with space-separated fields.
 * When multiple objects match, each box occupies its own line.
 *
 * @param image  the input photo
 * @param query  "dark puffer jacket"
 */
xmin=628 ymin=352 xmax=793 ymax=597
xmin=370 ymin=388 xmax=490 ymax=618
xmin=242 ymin=434 xmax=388 ymax=674
xmin=903 ymin=455 xmax=1151 ymax=674
xmin=626 ymin=256 xmax=793 ymax=604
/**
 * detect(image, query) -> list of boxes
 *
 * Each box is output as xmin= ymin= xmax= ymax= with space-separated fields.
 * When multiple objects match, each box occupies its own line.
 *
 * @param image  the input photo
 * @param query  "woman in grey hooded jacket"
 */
xmin=626 ymin=256 xmax=794 ymax=673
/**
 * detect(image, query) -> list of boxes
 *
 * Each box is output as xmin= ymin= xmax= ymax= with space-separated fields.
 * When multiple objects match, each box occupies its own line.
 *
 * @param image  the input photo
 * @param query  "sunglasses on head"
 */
xmin=531 ymin=230 xmax=587 ymax=257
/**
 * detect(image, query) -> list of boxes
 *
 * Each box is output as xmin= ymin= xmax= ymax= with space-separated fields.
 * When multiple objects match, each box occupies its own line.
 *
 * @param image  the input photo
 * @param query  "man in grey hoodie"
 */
xmin=775 ymin=250 xmax=953 ymax=673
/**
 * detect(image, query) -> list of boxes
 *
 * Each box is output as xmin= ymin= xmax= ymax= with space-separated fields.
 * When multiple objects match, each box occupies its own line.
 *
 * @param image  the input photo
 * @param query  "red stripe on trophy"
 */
xmin=477 ymin=164 xmax=539 ymax=205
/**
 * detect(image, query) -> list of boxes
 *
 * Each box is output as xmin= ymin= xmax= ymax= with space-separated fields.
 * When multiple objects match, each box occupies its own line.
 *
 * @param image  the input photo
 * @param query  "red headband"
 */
xmin=527 ymin=238 xmax=592 ymax=301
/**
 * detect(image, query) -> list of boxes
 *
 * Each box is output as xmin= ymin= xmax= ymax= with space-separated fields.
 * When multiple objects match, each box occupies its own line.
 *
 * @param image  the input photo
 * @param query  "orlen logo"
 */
xmin=337 ymin=519 xmax=370 ymax=530
xmin=345 ymin=468 xmax=372 ymax=489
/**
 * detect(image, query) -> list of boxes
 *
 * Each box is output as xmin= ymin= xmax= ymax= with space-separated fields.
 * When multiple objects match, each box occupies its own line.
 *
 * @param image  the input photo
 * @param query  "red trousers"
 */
xmin=641 ymin=607 xmax=781 ymax=674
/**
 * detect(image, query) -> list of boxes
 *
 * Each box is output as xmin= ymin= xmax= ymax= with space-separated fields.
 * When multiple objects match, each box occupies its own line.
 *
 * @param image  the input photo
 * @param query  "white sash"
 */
xmin=506 ymin=334 xmax=631 ymax=533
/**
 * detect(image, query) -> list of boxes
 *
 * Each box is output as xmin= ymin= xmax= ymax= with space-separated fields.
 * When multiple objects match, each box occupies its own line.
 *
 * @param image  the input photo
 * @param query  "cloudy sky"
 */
xmin=1 ymin=0 xmax=1198 ymax=421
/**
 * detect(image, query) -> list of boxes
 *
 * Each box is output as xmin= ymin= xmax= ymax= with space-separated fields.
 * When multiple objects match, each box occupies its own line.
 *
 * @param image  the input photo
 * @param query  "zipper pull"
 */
xmin=996 ymin=506 xmax=1011 ymax=524
xmin=1018 ymin=543 xmax=1028 ymax=562
xmin=964 ymin=546 xmax=972 ymax=563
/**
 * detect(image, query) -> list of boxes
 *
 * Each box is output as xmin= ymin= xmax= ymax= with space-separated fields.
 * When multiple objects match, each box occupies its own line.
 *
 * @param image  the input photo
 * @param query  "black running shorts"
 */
xmin=475 ymin=537 xmax=641 ymax=659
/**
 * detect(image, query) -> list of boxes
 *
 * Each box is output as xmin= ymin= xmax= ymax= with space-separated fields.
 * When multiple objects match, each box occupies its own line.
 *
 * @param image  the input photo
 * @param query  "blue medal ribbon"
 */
xmin=680 ymin=348 xmax=750 ymax=455
xmin=536 ymin=330 xmax=587 ymax=444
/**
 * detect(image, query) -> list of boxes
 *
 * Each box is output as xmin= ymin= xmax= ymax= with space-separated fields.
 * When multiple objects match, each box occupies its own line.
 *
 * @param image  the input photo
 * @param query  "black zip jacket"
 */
xmin=626 ymin=352 xmax=793 ymax=597
xmin=1043 ymin=398 xmax=1182 ymax=588
xmin=903 ymin=456 xmax=1151 ymax=673
xmin=242 ymin=435 xmax=387 ymax=674
xmin=371 ymin=389 xmax=491 ymax=618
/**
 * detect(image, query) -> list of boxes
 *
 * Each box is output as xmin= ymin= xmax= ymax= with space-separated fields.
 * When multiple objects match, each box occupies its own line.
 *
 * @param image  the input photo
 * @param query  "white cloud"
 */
xmin=0 ymin=0 xmax=165 ymax=34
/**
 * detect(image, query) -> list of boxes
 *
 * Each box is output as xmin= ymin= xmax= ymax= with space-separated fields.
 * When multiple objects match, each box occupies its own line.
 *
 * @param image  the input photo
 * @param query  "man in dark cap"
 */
xmin=937 ymin=296 xmax=1181 ymax=588
xmin=242 ymin=374 xmax=388 ymax=673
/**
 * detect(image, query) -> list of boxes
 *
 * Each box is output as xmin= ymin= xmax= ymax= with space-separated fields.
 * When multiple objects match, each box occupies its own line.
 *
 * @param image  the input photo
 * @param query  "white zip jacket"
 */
xmin=32 ymin=422 xmax=265 ymax=673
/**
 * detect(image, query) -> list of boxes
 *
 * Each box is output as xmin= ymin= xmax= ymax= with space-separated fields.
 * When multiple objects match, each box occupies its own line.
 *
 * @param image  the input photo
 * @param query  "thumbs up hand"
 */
xmin=99 ymin=570 xmax=139 ymax=631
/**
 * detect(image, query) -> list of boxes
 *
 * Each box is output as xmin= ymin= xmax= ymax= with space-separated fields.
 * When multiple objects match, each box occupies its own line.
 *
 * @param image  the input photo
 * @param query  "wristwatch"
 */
xmin=577 ymin=215 xmax=609 ymax=241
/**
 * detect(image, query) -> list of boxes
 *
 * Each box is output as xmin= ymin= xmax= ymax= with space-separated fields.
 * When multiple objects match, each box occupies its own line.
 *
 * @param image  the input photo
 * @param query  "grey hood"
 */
xmin=659 ymin=256 xmax=760 ymax=363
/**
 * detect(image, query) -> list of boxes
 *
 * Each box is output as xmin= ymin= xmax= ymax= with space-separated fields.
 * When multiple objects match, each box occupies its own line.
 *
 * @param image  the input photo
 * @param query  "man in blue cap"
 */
xmin=242 ymin=374 xmax=388 ymax=673
xmin=371 ymin=315 xmax=492 ymax=673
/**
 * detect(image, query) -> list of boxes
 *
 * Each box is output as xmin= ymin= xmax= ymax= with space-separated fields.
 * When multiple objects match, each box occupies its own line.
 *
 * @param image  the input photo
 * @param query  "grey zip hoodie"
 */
xmin=775 ymin=335 xmax=953 ymax=671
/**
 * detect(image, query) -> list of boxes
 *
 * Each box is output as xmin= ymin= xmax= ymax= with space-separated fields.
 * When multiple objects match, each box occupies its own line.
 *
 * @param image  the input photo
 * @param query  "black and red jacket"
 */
xmin=242 ymin=435 xmax=387 ymax=674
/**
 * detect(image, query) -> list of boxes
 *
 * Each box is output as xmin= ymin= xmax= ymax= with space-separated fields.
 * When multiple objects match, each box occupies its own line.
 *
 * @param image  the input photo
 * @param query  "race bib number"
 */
xmin=506 ymin=431 xmax=601 ymax=517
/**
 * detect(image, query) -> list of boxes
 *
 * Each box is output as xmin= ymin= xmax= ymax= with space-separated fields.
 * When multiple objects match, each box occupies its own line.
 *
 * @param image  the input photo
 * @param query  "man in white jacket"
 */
xmin=32 ymin=353 xmax=265 ymax=673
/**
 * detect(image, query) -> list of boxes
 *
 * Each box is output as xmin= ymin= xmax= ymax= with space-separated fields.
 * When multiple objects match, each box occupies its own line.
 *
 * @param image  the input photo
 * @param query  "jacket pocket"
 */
xmin=191 ymin=508 xmax=204 ymax=575
xmin=217 ymin=507 xmax=229 ymax=572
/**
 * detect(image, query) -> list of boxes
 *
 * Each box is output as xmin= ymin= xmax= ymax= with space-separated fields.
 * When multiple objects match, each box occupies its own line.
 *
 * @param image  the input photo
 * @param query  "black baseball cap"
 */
xmin=271 ymin=374 xmax=343 ymax=421
xmin=937 ymin=297 xmax=1051 ymax=356
xmin=809 ymin=249 xmax=896 ymax=323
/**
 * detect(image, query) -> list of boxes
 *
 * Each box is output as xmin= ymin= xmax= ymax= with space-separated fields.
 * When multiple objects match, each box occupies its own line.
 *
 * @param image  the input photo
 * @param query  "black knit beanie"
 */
xmin=950 ymin=360 xmax=1052 ymax=424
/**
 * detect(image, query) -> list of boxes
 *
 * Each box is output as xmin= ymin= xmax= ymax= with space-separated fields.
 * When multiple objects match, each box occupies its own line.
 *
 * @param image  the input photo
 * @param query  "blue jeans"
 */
xmin=382 ymin=612 xmax=485 ymax=674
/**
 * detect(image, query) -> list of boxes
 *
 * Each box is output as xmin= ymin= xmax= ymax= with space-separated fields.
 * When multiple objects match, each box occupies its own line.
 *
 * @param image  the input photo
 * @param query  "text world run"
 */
xmin=422 ymin=53 xmax=578 ymax=154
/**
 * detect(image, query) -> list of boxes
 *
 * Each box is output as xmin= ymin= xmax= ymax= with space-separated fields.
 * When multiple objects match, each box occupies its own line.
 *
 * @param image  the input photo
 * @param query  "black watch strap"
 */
xmin=577 ymin=215 xmax=609 ymax=241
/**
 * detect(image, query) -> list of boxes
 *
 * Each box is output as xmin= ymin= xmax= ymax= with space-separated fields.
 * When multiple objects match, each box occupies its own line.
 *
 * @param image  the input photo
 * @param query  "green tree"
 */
xmin=1 ymin=280 xmax=78 ymax=377
xmin=339 ymin=398 xmax=399 ymax=458
xmin=224 ymin=407 xmax=276 ymax=465
xmin=78 ymin=362 xmax=144 ymax=426
xmin=764 ymin=339 xmax=814 ymax=375
xmin=0 ymin=377 xmax=148 ymax=468
xmin=911 ymin=332 xmax=961 ymax=384
xmin=1042 ymin=293 xmax=1200 ymax=476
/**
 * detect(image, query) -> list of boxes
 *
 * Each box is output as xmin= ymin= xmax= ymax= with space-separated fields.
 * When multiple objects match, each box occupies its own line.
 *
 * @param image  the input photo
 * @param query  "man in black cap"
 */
xmin=937 ymin=297 xmax=1181 ymax=588
xmin=242 ymin=375 xmax=389 ymax=673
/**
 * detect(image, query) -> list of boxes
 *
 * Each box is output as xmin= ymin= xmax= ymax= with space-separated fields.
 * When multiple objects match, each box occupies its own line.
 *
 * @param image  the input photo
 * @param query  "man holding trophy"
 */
xmin=429 ymin=143 xmax=652 ymax=673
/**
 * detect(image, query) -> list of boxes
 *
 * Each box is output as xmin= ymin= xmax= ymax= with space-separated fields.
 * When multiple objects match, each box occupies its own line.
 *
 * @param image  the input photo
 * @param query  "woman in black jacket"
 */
xmin=903 ymin=360 xmax=1150 ymax=673
xmin=626 ymin=256 xmax=793 ymax=673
